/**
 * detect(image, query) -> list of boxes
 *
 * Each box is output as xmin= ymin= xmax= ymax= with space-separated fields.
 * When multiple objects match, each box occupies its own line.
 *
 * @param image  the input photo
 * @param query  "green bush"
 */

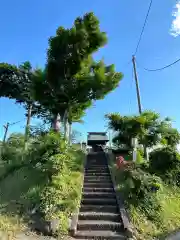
xmin=30 ymin=132 xmax=85 ymax=233
xmin=0 ymin=130 xmax=85 ymax=234
xmin=149 ymin=147 xmax=180 ymax=185
xmin=136 ymin=149 xmax=144 ymax=164
xmin=120 ymin=165 xmax=162 ymax=221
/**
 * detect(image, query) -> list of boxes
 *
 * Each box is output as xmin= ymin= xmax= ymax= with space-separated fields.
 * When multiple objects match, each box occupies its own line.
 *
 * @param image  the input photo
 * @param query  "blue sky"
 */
xmin=0 ymin=0 xmax=180 ymax=141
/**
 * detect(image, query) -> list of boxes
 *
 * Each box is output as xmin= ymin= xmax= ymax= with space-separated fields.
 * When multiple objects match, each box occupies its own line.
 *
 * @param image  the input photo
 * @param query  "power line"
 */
xmin=138 ymin=57 xmax=180 ymax=72
xmin=9 ymin=119 xmax=24 ymax=126
xmin=134 ymin=0 xmax=153 ymax=55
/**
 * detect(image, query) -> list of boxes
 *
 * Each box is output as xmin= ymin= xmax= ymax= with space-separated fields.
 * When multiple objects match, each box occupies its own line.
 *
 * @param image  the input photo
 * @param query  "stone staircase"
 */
xmin=73 ymin=152 xmax=127 ymax=239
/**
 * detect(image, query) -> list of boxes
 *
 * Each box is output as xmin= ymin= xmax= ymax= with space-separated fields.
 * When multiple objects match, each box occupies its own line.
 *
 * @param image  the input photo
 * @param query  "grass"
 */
xmin=129 ymin=186 xmax=180 ymax=240
xmin=0 ymin=165 xmax=46 ymax=232
xmin=109 ymin=154 xmax=180 ymax=240
xmin=0 ymin=148 xmax=85 ymax=236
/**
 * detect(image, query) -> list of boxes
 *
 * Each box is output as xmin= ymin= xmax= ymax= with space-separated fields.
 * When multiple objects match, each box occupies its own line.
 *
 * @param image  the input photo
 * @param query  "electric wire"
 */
xmin=138 ymin=57 xmax=180 ymax=72
xmin=134 ymin=0 xmax=153 ymax=55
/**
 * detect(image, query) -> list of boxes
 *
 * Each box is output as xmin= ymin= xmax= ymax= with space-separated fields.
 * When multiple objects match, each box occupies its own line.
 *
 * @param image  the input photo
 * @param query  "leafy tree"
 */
xmin=0 ymin=63 xmax=23 ymax=98
xmin=106 ymin=111 xmax=180 ymax=151
xmin=0 ymin=61 xmax=35 ymax=134
xmin=0 ymin=12 xmax=123 ymax=138
xmin=33 ymin=12 xmax=123 ymax=133
xmin=67 ymin=101 xmax=91 ymax=143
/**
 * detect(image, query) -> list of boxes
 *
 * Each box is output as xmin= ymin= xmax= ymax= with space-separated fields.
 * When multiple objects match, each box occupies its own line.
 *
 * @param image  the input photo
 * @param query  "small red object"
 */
xmin=116 ymin=156 xmax=125 ymax=168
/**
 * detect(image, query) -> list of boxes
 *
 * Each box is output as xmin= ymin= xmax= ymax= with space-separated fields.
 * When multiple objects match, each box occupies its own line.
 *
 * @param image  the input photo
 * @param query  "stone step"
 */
xmin=78 ymin=212 xmax=121 ymax=221
xmin=80 ymin=205 xmax=119 ymax=213
xmin=85 ymin=170 xmax=109 ymax=174
xmin=86 ymin=165 xmax=108 ymax=167
xmin=75 ymin=230 xmax=126 ymax=239
xmin=86 ymin=165 xmax=108 ymax=168
xmin=85 ymin=166 xmax=108 ymax=169
xmin=86 ymin=163 xmax=108 ymax=166
xmin=84 ymin=176 xmax=111 ymax=179
xmin=84 ymin=179 xmax=112 ymax=184
xmin=84 ymin=178 xmax=111 ymax=183
xmin=83 ymin=192 xmax=116 ymax=199
xmin=83 ymin=182 xmax=113 ymax=188
xmin=81 ymin=198 xmax=117 ymax=205
xmin=85 ymin=173 xmax=110 ymax=176
xmin=85 ymin=168 xmax=109 ymax=172
xmin=77 ymin=220 xmax=123 ymax=231
xmin=83 ymin=187 xmax=114 ymax=193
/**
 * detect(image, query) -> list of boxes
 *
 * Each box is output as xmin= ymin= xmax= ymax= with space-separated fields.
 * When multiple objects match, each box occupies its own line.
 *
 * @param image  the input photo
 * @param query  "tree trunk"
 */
xmin=26 ymin=104 xmax=33 ymax=128
xmin=52 ymin=113 xmax=61 ymax=132
xmin=64 ymin=117 xmax=69 ymax=141
xmin=63 ymin=110 xmax=69 ymax=141
xmin=25 ymin=104 xmax=33 ymax=148
xmin=69 ymin=122 xmax=72 ymax=145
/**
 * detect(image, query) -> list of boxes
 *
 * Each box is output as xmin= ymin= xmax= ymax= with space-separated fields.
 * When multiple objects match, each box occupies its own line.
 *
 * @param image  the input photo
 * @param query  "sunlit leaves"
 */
xmin=106 ymin=111 xmax=180 ymax=149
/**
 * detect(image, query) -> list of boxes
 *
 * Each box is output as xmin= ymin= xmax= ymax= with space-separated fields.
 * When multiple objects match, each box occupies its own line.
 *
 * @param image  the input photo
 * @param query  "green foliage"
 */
xmin=136 ymin=149 xmax=144 ymax=164
xmin=149 ymin=147 xmax=180 ymax=185
xmin=0 ymin=130 xmax=85 ymax=234
xmin=0 ymin=134 xmax=27 ymax=180
xmin=161 ymin=128 xmax=180 ymax=148
xmin=110 ymin=153 xmax=180 ymax=239
xmin=1 ymin=13 xmax=123 ymax=134
xmin=33 ymin=12 xmax=123 ymax=129
xmin=116 ymin=164 xmax=162 ymax=222
xmin=106 ymin=111 xmax=180 ymax=150
xmin=0 ymin=61 xmax=34 ymax=105
xmin=37 ymin=137 xmax=84 ymax=234
xmin=0 ymin=63 xmax=24 ymax=99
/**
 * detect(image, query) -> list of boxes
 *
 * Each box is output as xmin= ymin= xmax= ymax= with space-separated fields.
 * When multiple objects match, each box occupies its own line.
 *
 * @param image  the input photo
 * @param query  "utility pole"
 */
xmin=3 ymin=122 xmax=9 ymax=143
xmin=2 ymin=120 xmax=23 ymax=144
xmin=26 ymin=103 xmax=32 ymax=128
xmin=132 ymin=55 xmax=142 ymax=114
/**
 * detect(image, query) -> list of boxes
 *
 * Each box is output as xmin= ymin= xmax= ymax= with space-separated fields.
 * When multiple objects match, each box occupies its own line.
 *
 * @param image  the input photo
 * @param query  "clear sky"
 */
xmin=0 ymin=0 xmax=180 ymax=141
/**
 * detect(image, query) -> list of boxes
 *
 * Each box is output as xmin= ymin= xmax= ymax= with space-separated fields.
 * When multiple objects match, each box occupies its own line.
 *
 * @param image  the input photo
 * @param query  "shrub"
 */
xmin=136 ymin=149 xmax=144 ymax=164
xmin=0 ymin=130 xmax=85 ymax=234
xmin=120 ymin=165 xmax=162 ymax=222
xmin=149 ymin=147 xmax=180 ymax=185
xmin=29 ymin=132 xmax=85 ymax=233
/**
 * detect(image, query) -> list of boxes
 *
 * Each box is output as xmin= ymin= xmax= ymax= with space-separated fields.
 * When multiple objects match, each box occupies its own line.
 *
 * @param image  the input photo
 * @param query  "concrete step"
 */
xmin=75 ymin=230 xmax=126 ymax=239
xmin=83 ymin=192 xmax=116 ymax=199
xmin=83 ymin=187 xmax=114 ymax=193
xmin=85 ymin=168 xmax=109 ymax=172
xmin=85 ymin=170 xmax=109 ymax=174
xmin=86 ymin=165 xmax=108 ymax=167
xmin=86 ymin=165 xmax=108 ymax=168
xmin=85 ymin=165 xmax=109 ymax=169
xmin=83 ymin=182 xmax=113 ymax=188
xmin=80 ymin=205 xmax=119 ymax=213
xmin=85 ymin=173 xmax=110 ymax=176
xmin=78 ymin=212 xmax=121 ymax=221
xmin=84 ymin=179 xmax=112 ymax=184
xmin=84 ymin=178 xmax=111 ymax=182
xmin=81 ymin=198 xmax=117 ymax=205
xmin=77 ymin=220 xmax=123 ymax=231
xmin=84 ymin=176 xmax=111 ymax=179
xmin=86 ymin=161 xmax=108 ymax=166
